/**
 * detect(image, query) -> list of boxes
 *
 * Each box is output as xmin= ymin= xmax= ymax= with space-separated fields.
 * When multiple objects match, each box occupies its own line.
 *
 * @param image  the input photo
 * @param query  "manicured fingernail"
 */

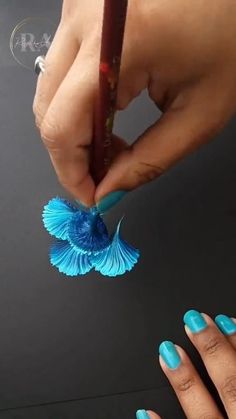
xmin=97 ymin=191 xmax=126 ymax=213
xmin=215 ymin=314 xmax=236 ymax=336
xmin=136 ymin=410 xmax=150 ymax=419
xmin=159 ymin=341 xmax=181 ymax=370
xmin=183 ymin=309 xmax=207 ymax=333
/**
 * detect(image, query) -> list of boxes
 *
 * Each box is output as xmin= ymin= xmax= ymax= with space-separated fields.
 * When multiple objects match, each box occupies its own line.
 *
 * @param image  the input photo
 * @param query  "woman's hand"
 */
xmin=33 ymin=0 xmax=236 ymax=209
xmin=136 ymin=310 xmax=236 ymax=419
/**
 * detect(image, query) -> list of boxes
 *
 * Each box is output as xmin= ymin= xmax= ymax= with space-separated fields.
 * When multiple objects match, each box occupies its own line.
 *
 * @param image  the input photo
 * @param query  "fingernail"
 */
xmin=183 ymin=309 xmax=207 ymax=333
xmin=215 ymin=314 xmax=236 ymax=336
xmin=97 ymin=191 xmax=126 ymax=213
xmin=136 ymin=410 xmax=150 ymax=419
xmin=159 ymin=341 xmax=181 ymax=370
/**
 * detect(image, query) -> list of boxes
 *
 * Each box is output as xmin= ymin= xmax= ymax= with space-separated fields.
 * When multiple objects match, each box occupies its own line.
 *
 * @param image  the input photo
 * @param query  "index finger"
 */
xmin=158 ymin=341 xmax=223 ymax=419
xmin=39 ymin=42 xmax=98 ymax=206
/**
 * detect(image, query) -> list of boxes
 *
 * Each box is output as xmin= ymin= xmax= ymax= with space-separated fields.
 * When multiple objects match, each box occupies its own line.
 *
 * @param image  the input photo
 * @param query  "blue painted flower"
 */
xmin=50 ymin=240 xmax=93 ymax=276
xmin=91 ymin=219 xmax=140 ymax=277
xmin=42 ymin=197 xmax=140 ymax=277
xmin=68 ymin=209 xmax=110 ymax=255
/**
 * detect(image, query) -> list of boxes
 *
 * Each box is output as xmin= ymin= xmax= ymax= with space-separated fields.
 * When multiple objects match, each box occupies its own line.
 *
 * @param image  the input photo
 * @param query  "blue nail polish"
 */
xmin=136 ymin=410 xmax=150 ymax=419
xmin=97 ymin=191 xmax=126 ymax=213
xmin=159 ymin=341 xmax=181 ymax=370
xmin=215 ymin=314 xmax=236 ymax=336
xmin=183 ymin=309 xmax=207 ymax=333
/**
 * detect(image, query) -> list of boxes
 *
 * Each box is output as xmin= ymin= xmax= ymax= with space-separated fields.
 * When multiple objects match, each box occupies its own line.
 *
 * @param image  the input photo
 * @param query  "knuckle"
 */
xmin=134 ymin=162 xmax=164 ymax=184
xmin=59 ymin=176 xmax=84 ymax=193
xmin=221 ymin=375 xmax=236 ymax=405
xmin=202 ymin=335 xmax=223 ymax=357
xmin=40 ymin=117 xmax=65 ymax=151
xmin=176 ymin=376 xmax=196 ymax=393
xmin=34 ymin=114 xmax=40 ymax=128
xmin=32 ymin=98 xmax=38 ymax=117
xmin=33 ymin=101 xmax=44 ymax=131
xmin=59 ymin=177 xmax=75 ymax=189
xmin=35 ymin=115 xmax=41 ymax=131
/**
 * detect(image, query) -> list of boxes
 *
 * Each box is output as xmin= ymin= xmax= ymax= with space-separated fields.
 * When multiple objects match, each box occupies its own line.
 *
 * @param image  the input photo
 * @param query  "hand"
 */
xmin=33 ymin=0 xmax=236 ymax=208
xmin=136 ymin=310 xmax=236 ymax=419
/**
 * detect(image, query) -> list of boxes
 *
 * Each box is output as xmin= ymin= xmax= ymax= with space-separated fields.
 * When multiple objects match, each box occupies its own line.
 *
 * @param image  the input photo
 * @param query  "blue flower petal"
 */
xmin=91 ymin=219 xmax=140 ymax=277
xmin=43 ymin=197 xmax=77 ymax=240
xmin=68 ymin=209 xmax=110 ymax=254
xmin=50 ymin=240 xmax=92 ymax=276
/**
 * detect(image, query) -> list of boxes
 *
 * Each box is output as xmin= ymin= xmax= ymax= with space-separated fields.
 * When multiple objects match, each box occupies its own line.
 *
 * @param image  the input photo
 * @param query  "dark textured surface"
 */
xmin=0 ymin=1 xmax=236 ymax=418
xmin=0 ymin=387 xmax=184 ymax=419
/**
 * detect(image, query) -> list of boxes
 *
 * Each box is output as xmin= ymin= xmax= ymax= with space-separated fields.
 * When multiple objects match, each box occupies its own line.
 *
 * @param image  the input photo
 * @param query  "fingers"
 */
xmin=33 ymin=23 xmax=98 ymax=205
xmin=35 ymin=40 xmax=99 ymax=205
xmin=142 ymin=311 xmax=236 ymax=419
xmin=158 ymin=341 xmax=223 ymax=419
xmin=33 ymin=22 xmax=79 ymax=128
xmin=184 ymin=310 xmax=236 ymax=417
xmin=95 ymin=78 xmax=231 ymax=201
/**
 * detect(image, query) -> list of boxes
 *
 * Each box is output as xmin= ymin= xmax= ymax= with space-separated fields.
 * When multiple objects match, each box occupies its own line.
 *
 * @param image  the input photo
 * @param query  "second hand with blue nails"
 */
xmin=136 ymin=310 xmax=236 ymax=419
xmin=41 ymin=0 xmax=140 ymax=278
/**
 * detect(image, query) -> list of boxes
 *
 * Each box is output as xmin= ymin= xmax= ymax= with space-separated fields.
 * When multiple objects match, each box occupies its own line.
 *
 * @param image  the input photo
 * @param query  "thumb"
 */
xmin=95 ymin=84 xmax=230 ymax=202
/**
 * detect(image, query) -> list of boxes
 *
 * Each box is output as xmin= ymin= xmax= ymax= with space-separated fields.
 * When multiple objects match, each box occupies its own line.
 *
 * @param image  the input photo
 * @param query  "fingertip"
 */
xmin=158 ymin=341 xmax=182 ymax=370
xmin=159 ymin=353 xmax=165 ymax=370
xmin=94 ymin=149 xmax=135 ymax=201
xmin=147 ymin=410 xmax=162 ymax=419
xmin=96 ymin=190 xmax=127 ymax=213
xmin=183 ymin=310 xmax=208 ymax=334
xmin=63 ymin=175 xmax=95 ymax=207
xmin=71 ymin=191 xmax=95 ymax=208
xmin=136 ymin=410 xmax=161 ymax=419
xmin=184 ymin=324 xmax=192 ymax=336
xmin=201 ymin=313 xmax=214 ymax=324
xmin=215 ymin=314 xmax=236 ymax=336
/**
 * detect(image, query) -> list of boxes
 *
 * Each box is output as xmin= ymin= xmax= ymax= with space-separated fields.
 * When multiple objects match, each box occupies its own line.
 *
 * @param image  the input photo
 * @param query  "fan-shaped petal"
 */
xmin=91 ymin=219 xmax=140 ymax=277
xmin=50 ymin=240 xmax=92 ymax=276
xmin=43 ymin=197 xmax=77 ymax=240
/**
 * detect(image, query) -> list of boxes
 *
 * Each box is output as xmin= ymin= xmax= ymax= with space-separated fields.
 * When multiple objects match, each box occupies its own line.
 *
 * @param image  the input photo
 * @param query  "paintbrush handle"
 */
xmin=91 ymin=0 xmax=128 ymax=185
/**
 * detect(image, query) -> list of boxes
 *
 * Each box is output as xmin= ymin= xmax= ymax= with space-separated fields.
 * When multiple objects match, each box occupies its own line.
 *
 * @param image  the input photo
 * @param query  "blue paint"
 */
xmin=91 ymin=219 xmax=140 ymax=277
xmin=68 ymin=210 xmax=110 ymax=255
xmin=183 ymin=310 xmax=207 ymax=333
xmin=50 ymin=240 xmax=93 ymax=276
xmin=42 ymin=197 xmax=139 ymax=277
xmin=159 ymin=341 xmax=181 ymax=370
xmin=42 ymin=197 xmax=77 ymax=240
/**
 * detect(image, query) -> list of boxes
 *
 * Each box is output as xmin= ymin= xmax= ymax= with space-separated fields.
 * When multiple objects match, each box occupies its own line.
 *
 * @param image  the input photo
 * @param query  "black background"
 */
xmin=0 ymin=1 xmax=235 ymax=418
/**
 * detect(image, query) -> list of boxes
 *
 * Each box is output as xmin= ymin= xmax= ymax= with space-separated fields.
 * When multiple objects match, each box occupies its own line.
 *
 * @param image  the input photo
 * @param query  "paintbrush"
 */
xmin=91 ymin=0 xmax=128 ymax=185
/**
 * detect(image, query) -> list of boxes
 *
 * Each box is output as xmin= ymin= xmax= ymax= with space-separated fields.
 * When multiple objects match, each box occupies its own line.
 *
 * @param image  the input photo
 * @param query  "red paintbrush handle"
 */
xmin=91 ymin=0 xmax=128 ymax=185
